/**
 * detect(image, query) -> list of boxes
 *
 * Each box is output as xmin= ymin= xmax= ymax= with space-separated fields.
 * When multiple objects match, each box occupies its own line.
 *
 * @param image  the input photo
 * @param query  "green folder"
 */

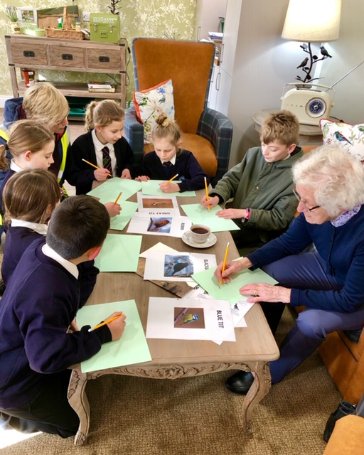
xmin=87 ymin=178 xmax=142 ymax=204
xmin=95 ymin=233 xmax=142 ymax=272
xmin=192 ymin=267 xmax=277 ymax=303
xmin=76 ymin=300 xmax=152 ymax=373
xmin=141 ymin=180 xmax=196 ymax=197
xmin=180 ymin=203 xmax=240 ymax=232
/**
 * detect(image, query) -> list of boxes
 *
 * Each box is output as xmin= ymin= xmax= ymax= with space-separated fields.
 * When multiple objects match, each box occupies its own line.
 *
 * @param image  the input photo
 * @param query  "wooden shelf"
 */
xmin=5 ymin=34 xmax=127 ymax=106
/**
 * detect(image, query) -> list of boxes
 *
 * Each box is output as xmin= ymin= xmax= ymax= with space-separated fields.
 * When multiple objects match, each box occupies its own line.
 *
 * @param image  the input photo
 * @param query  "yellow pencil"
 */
xmin=168 ymin=173 xmax=179 ymax=182
xmin=204 ymin=176 xmax=210 ymax=210
xmin=221 ymin=241 xmax=230 ymax=285
xmin=114 ymin=192 xmax=122 ymax=205
xmin=88 ymin=313 xmax=123 ymax=332
xmin=82 ymin=158 xmax=111 ymax=175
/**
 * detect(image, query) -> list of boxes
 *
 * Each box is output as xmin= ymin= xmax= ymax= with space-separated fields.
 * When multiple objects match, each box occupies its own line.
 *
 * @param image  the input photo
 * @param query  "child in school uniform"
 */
xmin=0 ymin=196 xmax=126 ymax=438
xmin=135 ymin=113 xmax=208 ymax=192
xmin=0 ymin=120 xmax=55 ymax=214
xmin=1 ymin=170 xmax=99 ymax=305
xmin=69 ymin=99 xmax=134 ymax=195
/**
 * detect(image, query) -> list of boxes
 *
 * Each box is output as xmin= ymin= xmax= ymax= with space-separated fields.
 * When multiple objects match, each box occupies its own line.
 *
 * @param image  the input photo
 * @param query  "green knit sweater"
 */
xmin=211 ymin=146 xmax=303 ymax=232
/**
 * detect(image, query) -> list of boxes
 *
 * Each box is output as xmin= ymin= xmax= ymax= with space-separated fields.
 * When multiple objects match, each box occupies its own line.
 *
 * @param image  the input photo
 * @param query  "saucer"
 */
xmin=182 ymin=231 xmax=217 ymax=249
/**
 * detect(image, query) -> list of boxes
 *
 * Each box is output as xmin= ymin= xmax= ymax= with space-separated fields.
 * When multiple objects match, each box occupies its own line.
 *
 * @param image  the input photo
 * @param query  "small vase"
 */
xmin=11 ymin=23 xmax=21 ymax=34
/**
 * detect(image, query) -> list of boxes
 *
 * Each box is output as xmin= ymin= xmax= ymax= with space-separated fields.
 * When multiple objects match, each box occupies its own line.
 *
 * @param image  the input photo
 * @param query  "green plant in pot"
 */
xmin=5 ymin=6 xmax=21 ymax=33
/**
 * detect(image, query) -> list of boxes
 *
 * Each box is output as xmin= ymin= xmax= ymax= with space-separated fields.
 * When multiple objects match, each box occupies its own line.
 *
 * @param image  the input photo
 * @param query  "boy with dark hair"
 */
xmin=201 ymin=110 xmax=303 ymax=249
xmin=0 ymin=195 xmax=126 ymax=438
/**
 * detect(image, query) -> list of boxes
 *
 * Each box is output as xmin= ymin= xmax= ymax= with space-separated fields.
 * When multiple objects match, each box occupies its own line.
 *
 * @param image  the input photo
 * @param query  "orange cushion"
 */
xmin=143 ymin=132 xmax=217 ymax=177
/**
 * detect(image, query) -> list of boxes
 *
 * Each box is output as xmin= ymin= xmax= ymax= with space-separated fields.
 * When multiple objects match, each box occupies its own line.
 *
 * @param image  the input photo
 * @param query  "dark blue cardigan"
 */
xmin=139 ymin=150 xmax=208 ymax=192
xmin=248 ymin=205 xmax=364 ymax=313
xmin=0 ymin=238 xmax=109 ymax=408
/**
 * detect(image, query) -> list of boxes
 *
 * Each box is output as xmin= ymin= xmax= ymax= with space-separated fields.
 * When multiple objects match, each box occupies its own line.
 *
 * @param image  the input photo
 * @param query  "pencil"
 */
xmin=204 ymin=176 xmax=210 ymax=210
xmin=168 ymin=173 xmax=179 ymax=182
xmin=88 ymin=313 xmax=123 ymax=332
xmin=82 ymin=158 xmax=111 ymax=175
xmin=220 ymin=241 xmax=230 ymax=285
xmin=114 ymin=192 xmax=122 ymax=205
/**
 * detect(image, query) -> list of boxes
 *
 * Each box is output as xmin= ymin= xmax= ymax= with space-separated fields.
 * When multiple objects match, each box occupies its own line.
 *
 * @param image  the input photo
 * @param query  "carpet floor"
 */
xmin=1 ymin=310 xmax=341 ymax=455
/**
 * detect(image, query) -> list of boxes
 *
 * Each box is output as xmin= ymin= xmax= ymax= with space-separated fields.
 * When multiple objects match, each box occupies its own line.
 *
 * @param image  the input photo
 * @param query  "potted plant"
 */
xmin=5 ymin=6 xmax=21 ymax=33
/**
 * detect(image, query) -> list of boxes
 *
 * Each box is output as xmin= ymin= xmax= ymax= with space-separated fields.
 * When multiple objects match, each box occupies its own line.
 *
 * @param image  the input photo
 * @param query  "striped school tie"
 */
xmin=102 ymin=146 xmax=112 ymax=175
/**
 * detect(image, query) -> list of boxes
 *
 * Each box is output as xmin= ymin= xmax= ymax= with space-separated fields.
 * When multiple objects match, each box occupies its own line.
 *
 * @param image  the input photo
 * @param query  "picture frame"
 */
xmin=16 ymin=7 xmax=37 ymax=24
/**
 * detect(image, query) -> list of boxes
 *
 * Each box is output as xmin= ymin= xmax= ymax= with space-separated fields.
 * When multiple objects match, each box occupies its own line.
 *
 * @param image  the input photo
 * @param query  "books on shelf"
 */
xmin=87 ymin=83 xmax=115 ymax=93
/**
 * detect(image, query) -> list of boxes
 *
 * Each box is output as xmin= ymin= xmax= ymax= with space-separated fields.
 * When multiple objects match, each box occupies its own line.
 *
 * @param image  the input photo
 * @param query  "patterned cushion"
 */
xmin=133 ymin=79 xmax=175 ymax=143
xmin=320 ymin=119 xmax=364 ymax=161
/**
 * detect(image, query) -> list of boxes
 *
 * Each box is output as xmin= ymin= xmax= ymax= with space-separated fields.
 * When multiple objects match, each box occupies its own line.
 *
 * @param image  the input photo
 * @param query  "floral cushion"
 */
xmin=320 ymin=119 xmax=364 ymax=161
xmin=133 ymin=79 xmax=175 ymax=143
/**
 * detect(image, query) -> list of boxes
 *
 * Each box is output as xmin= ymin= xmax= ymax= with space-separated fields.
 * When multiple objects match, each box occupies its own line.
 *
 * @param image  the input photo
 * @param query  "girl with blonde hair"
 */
xmin=69 ymin=99 xmax=133 ymax=195
xmin=136 ymin=113 xmax=207 ymax=192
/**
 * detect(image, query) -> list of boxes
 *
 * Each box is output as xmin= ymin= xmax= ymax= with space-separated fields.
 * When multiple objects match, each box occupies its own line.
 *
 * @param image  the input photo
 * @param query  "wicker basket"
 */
xmin=45 ymin=28 xmax=83 ymax=40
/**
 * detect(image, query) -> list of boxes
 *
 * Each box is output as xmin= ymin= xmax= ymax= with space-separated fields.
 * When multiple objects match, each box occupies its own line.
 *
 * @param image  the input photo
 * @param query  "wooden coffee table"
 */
xmin=68 ymin=196 xmax=279 ymax=445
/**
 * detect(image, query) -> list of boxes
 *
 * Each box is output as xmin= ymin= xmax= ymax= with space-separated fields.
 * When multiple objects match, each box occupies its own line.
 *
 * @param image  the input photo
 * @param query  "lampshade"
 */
xmin=282 ymin=0 xmax=342 ymax=42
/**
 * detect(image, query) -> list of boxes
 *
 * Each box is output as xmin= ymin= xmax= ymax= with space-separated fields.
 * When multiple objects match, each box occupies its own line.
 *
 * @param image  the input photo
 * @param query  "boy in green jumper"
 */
xmin=201 ymin=110 xmax=303 ymax=249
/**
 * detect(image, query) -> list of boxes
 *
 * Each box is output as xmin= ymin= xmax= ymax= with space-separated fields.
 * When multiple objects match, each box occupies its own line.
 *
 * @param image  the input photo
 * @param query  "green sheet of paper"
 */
xmin=180 ymin=203 xmax=240 ymax=232
xmin=141 ymin=180 xmax=196 ymax=197
xmin=87 ymin=178 xmax=142 ymax=204
xmin=110 ymin=201 xmax=138 ymax=231
xmin=95 ymin=233 xmax=142 ymax=272
xmin=192 ymin=267 xmax=277 ymax=303
xmin=76 ymin=300 xmax=151 ymax=373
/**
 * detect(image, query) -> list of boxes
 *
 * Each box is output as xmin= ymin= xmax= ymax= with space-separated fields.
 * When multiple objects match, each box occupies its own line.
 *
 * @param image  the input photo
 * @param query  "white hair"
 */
xmin=292 ymin=145 xmax=364 ymax=217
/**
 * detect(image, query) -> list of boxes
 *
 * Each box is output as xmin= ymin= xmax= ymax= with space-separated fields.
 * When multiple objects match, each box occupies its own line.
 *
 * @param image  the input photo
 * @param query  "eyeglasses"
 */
xmin=293 ymin=189 xmax=321 ymax=212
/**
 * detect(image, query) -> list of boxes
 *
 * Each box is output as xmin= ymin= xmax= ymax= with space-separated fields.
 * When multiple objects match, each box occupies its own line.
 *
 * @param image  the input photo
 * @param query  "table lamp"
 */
xmin=280 ymin=0 xmax=341 ymax=125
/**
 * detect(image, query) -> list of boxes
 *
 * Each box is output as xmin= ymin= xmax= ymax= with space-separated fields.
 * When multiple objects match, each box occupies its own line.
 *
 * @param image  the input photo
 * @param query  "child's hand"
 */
xmin=121 ymin=168 xmax=131 ymax=179
xmin=104 ymin=201 xmax=121 ymax=217
xmin=94 ymin=168 xmax=111 ymax=182
xmin=217 ymin=208 xmax=246 ymax=219
xmin=135 ymin=175 xmax=150 ymax=182
xmin=201 ymin=195 xmax=219 ymax=209
xmin=68 ymin=318 xmax=79 ymax=333
xmin=106 ymin=312 xmax=126 ymax=341
xmin=159 ymin=181 xmax=180 ymax=193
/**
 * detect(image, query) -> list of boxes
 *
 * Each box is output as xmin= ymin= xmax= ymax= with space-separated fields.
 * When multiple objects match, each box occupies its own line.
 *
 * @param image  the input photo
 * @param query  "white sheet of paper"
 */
xmin=127 ymin=213 xmax=191 ymax=237
xmin=146 ymin=296 xmax=236 ymax=342
xmin=231 ymin=299 xmax=253 ymax=327
xmin=144 ymin=252 xmax=217 ymax=282
xmin=139 ymin=242 xmax=178 ymax=258
xmin=137 ymin=192 xmax=180 ymax=216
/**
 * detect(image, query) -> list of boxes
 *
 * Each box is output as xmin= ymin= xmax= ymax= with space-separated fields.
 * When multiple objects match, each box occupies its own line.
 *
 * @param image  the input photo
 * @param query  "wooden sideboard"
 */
xmin=5 ymin=34 xmax=127 ymax=107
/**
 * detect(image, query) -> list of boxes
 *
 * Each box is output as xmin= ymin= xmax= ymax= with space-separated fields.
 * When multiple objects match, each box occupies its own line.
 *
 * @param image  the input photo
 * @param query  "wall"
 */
xmin=225 ymin=0 xmax=364 ymax=166
xmin=0 ymin=0 xmax=196 ymax=104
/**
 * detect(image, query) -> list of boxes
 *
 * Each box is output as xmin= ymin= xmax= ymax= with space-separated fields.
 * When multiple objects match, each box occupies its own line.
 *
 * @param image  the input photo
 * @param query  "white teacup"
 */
xmin=189 ymin=224 xmax=211 ymax=244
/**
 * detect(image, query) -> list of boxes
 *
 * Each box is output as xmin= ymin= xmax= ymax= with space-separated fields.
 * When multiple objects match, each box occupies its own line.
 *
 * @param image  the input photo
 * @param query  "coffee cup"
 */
xmin=189 ymin=224 xmax=211 ymax=244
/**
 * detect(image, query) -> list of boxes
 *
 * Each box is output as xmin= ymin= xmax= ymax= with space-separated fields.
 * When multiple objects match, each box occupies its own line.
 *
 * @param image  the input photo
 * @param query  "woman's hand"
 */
xmin=104 ymin=201 xmax=121 ymax=217
xmin=240 ymin=283 xmax=291 ymax=304
xmin=214 ymin=257 xmax=252 ymax=284
xmin=135 ymin=175 xmax=150 ymax=182
xmin=159 ymin=181 xmax=180 ymax=193
xmin=121 ymin=169 xmax=131 ymax=179
xmin=201 ymin=195 xmax=219 ymax=209
xmin=94 ymin=168 xmax=111 ymax=182
xmin=217 ymin=208 xmax=247 ymax=219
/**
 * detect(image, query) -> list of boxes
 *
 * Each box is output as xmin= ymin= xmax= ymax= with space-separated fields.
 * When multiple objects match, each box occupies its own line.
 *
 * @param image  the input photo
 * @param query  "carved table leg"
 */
xmin=67 ymin=369 xmax=90 ymax=445
xmin=241 ymin=362 xmax=271 ymax=432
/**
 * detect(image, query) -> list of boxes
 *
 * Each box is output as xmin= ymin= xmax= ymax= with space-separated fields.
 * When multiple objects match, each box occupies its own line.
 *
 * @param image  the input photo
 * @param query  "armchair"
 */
xmin=124 ymin=38 xmax=233 ymax=183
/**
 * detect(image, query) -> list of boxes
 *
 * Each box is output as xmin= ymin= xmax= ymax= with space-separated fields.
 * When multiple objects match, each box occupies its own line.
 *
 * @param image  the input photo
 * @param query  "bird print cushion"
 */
xmin=133 ymin=79 xmax=175 ymax=143
xmin=320 ymin=119 xmax=364 ymax=161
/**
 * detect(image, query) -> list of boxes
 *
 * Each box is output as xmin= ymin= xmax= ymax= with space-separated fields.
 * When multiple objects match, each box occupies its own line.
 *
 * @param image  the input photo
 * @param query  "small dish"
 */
xmin=181 ymin=231 xmax=217 ymax=249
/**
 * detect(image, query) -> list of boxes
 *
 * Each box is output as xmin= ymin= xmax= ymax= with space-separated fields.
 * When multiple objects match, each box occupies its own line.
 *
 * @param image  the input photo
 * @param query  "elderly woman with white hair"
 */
xmin=215 ymin=145 xmax=364 ymax=395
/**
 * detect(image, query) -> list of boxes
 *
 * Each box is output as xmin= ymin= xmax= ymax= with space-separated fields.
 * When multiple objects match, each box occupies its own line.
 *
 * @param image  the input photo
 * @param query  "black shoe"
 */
xmin=225 ymin=371 xmax=254 ymax=395
xmin=323 ymin=401 xmax=356 ymax=442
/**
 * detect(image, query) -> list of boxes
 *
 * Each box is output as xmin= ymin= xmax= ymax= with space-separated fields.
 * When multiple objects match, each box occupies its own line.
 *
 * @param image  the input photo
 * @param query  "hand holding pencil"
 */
xmin=82 ymin=158 xmax=111 ymax=181
xmin=159 ymin=174 xmax=180 ymax=193
xmin=89 ymin=312 xmax=126 ymax=341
